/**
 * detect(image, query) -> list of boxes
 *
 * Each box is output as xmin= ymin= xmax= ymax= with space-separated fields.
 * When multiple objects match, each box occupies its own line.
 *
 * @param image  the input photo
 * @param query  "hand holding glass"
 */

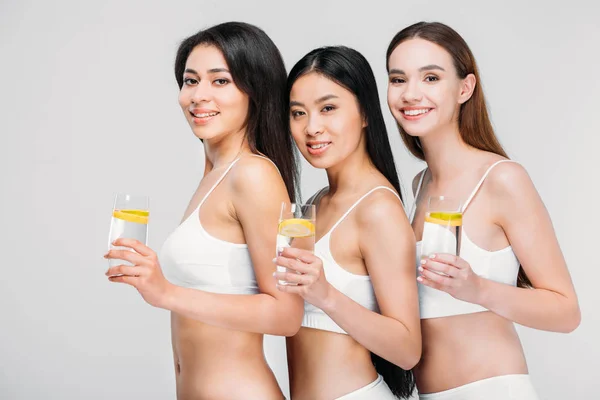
xmin=107 ymin=194 xmax=149 ymax=276
xmin=421 ymin=196 xmax=462 ymax=275
xmin=276 ymin=203 xmax=316 ymax=285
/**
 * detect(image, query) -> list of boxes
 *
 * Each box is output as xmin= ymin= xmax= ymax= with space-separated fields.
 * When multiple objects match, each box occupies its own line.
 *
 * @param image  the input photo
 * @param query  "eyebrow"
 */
xmin=290 ymin=94 xmax=339 ymax=107
xmin=184 ymin=67 xmax=230 ymax=75
xmin=388 ymin=64 xmax=446 ymax=75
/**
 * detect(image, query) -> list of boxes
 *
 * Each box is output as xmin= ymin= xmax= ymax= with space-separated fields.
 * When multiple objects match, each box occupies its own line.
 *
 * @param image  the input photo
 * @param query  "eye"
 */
xmin=321 ymin=105 xmax=336 ymax=113
xmin=291 ymin=110 xmax=305 ymax=118
xmin=390 ymin=77 xmax=406 ymax=84
xmin=424 ymin=75 xmax=439 ymax=82
xmin=214 ymin=78 xmax=230 ymax=86
xmin=183 ymin=77 xmax=198 ymax=86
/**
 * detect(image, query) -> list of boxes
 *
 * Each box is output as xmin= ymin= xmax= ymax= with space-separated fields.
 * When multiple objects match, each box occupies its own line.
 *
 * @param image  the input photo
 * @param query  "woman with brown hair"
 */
xmin=386 ymin=21 xmax=580 ymax=399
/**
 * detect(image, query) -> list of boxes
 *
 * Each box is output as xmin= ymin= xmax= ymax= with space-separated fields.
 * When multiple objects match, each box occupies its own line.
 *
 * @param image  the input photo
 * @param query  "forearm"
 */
xmin=321 ymin=287 xmax=421 ymax=370
xmin=478 ymin=278 xmax=580 ymax=333
xmin=163 ymin=284 xmax=301 ymax=336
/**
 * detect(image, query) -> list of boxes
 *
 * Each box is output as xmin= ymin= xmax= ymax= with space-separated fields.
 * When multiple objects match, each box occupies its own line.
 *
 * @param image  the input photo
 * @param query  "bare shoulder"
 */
xmin=355 ymin=187 xmax=415 ymax=253
xmin=356 ymin=187 xmax=406 ymax=228
xmin=229 ymin=155 xmax=284 ymax=194
xmin=485 ymin=160 xmax=536 ymax=200
xmin=412 ymin=168 xmax=427 ymax=196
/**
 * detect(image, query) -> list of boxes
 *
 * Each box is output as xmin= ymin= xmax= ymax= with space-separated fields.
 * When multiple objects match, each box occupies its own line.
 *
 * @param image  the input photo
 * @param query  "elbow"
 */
xmin=396 ymin=339 xmax=422 ymax=370
xmin=257 ymin=297 xmax=303 ymax=336
xmin=275 ymin=314 xmax=302 ymax=337
xmin=560 ymin=304 xmax=581 ymax=333
xmin=282 ymin=324 xmax=301 ymax=337
xmin=406 ymin=346 xmax=423 ymax=370
xmin=264 ymin=310 xmax=303 ymax=337
xmin=269 ymin=320 xmax=301 ymax=337
xmin=398 ymin=354 xmax=420 ymax=371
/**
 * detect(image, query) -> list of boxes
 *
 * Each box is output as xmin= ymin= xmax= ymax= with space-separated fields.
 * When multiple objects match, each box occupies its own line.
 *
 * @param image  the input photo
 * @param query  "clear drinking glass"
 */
xmin=107 ymin=194 xmax=149 ymax=274
xmin=421 ymin=196 xmax=462 ymax=264
xmin=276 ymin=203 xmax=316 ymax=285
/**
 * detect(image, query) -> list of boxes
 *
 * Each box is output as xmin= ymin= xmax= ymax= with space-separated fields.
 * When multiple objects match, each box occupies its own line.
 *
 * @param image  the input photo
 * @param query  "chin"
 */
xmin=191 ymin=127 xmax=220 ymax=141
xmin=399 ymin=125 xmax=430 ymax=139
xmin=303 ymin=156 xmax=334 ymax=170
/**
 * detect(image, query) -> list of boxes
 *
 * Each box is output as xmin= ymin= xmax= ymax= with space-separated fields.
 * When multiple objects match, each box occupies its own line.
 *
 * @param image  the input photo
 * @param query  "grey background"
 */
xmin=1 ymin=0 xmax=599 ymax=398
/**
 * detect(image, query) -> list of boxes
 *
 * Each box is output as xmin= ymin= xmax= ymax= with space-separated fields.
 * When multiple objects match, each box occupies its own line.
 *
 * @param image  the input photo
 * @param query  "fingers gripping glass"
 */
xmin=107 ymin=193 xmax=149 ymax=276
xmin=276 ymin=203 xmax=316 ymax=285
xmin=420 ymin=196 xmax=462 ymax=275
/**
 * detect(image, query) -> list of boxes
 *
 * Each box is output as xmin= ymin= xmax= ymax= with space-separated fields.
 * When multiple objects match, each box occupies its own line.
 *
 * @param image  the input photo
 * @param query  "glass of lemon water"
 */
xmin=107 ymin=194 xmax=150 ymax=275
xmin=276 ymin=203 xmax=316 ymax=285
xmin=421 ymin=196 xmax=462 ymax=271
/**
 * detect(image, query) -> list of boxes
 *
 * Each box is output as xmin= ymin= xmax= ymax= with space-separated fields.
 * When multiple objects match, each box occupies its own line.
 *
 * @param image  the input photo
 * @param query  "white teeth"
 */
xmin=403 ymin=109 xmax=430 ymax=116
xmin=192 ymin=112 xmax=219 ymax=118
xmin=309 ymin=143 xmax=329 ymax=149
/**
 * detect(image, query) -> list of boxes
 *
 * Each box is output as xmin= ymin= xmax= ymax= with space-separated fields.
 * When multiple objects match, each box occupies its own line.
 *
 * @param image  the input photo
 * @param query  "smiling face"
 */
xmin=178 ymin=45 xmax=250 ymax=141
xmin=387 ymin=38 xmax=474 ymax=139
xmin=289 ymin=72 xmax=367 ymax=169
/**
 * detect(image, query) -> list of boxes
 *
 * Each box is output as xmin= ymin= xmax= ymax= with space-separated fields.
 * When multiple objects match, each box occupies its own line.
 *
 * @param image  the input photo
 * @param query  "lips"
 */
xmin=306 ymin=141 xmax=332 ymax=156
xmin=400 ymin=107 xmax=433 ymax=121
xmin=189 ymin=109 xmax=220 ymax=125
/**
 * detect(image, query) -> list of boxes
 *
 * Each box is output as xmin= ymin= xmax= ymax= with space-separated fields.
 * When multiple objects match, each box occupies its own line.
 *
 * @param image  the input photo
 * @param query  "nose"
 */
xmin=401 ymin=79 xmax=423 ymax=103
xmin=190 ymin=81 xmax=211 ymax=104
xmin=305 ymin=115 xmax=324 ymax=136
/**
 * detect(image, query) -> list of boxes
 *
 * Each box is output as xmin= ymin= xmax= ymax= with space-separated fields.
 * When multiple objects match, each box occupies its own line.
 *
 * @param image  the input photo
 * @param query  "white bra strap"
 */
xmin=328 ymin=186 xmax=401 ymax=233
xmin=462 ymin=160 xmax=517 ymax=212
xmin=198 ymin=158 xmax=242 ymax=207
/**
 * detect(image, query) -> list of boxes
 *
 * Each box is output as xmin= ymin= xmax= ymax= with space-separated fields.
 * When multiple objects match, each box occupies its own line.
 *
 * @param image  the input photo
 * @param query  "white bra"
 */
xmin=413 ymin=160 xmax=521 ymax=319
xmin=159 ymin=155 xmax=277 ymax=295
xmin=301 ymin=186 xmax=402 ymax=334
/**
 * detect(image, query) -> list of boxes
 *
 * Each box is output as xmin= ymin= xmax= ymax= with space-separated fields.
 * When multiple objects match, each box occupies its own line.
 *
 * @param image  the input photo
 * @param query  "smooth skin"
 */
xmin=275 ymin=72 xmax=421 ymax=400
xmin=387 ymin=38 xmax=580 ymax=394
xmin=105 ymin=45 xmax=303 ymax=400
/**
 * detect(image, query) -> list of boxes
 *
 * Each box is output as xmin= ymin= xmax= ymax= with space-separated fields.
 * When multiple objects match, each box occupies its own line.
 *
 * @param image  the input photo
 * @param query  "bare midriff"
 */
xmin=415 ymin=311 xmax=528 ymax=394
xmin=287 ymin=327 xmax=378 ymax=400
xmin=171 ymin=313 xmax=284 ymax=400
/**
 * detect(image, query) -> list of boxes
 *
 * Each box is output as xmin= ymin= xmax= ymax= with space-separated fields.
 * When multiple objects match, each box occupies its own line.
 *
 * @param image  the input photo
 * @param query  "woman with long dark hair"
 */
xmin=275 ymin=46 xmax=421 ymax=399
xmin=386 ymin=21 xmax=580 ymax=399
xmin=104 ymin=22 xmax=303 ymax=399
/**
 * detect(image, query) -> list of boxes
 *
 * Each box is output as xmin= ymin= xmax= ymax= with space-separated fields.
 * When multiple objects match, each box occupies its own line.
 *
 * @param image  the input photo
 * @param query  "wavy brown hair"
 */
xmin=387 ymin=22 xmax=531 ymax=288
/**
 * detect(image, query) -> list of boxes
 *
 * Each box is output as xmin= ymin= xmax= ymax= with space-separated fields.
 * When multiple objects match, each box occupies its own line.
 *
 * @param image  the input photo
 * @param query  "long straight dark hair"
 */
xmin=287 ymin=46 xmax=415 ymax=399
xmin=387 ymin=22 xmax=531 ymax=288
xmin=174 ymin=22 xmax=298 ymax=201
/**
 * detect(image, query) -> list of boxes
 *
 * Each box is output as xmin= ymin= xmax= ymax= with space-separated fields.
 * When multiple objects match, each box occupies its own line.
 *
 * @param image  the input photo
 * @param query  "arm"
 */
xmin=327 ymin=191 xmax=421 ymax=369
xmin=420 ymin=163 xmax=580 ymax=333
xmin=478 ymin=163 xmax=580 ymax=332
xmin=276 ymin=190 xmax=421 ymax=369
xmin=107 ymin=157 xmax=304 ymax=336
xmin=167 ymin=157 xmax=304 ymax=335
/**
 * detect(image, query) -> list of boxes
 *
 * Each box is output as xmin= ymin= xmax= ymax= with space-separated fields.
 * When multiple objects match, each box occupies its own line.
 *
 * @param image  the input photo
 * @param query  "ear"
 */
xmin=458 ymin=73 xmax=476 ymax=104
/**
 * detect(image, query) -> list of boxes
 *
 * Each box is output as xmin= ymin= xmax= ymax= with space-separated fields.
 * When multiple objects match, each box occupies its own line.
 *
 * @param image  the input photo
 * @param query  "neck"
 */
xmin=203 ymin=128 xmax=251 ymax=174
xmin=325 ymin=142 xmax=378 ymax=196
xmin=420 ymin=123 xmax=477 ymax=183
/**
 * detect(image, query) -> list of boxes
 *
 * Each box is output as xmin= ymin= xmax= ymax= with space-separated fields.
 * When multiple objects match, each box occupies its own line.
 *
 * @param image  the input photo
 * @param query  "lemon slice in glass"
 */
xmin=425 ymin=212 xmax=462 ymax=227
xmin=278 ymin=218 xmax=315 ymax=238
xmin=113 ymin=209 xmax=149 ymax=224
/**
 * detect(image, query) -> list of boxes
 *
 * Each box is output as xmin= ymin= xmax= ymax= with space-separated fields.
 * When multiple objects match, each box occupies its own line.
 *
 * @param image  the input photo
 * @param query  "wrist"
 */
xmin=318 ymin=284 xmax=337 ymax=313
xmin=475 ymin=276 xmax=491 ymax=307
xmin=159 ymin=282 xmax=178 ymax=310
